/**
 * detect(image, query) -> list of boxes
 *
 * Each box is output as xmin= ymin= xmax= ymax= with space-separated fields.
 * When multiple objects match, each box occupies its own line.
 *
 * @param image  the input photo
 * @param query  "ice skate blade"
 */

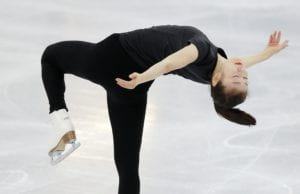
xmin=50 ymin=141 xmax=81 ymax=166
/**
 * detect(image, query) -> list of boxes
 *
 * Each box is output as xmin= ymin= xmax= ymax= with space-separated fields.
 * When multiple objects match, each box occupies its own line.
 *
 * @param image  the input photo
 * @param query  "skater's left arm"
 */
xmin=238 ymin=31 xmax=289 ymax=69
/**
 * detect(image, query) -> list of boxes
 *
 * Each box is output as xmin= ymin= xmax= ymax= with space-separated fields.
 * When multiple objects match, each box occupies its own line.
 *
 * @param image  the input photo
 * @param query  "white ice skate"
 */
xmin=48 ymin=109 xmax=81 ymax=165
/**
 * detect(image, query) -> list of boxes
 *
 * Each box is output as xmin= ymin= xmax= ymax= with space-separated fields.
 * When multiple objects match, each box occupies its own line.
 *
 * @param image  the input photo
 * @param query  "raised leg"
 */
xmin=41 ymin=46 xmax=68 ymax=114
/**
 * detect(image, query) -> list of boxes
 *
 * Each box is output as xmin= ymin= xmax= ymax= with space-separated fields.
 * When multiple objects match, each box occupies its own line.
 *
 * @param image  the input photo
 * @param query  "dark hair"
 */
xmin=210 ymin=81 xmax=256 ymax=126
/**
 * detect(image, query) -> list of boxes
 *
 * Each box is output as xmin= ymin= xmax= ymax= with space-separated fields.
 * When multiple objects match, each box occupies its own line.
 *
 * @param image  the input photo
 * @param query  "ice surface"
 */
xmin=0 ymin=0 xmax=299 ymax=193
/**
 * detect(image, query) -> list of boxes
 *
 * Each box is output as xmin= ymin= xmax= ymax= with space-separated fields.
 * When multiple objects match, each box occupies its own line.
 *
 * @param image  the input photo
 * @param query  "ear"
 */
xmin=212 ymin=72 xmax=222 ymax=87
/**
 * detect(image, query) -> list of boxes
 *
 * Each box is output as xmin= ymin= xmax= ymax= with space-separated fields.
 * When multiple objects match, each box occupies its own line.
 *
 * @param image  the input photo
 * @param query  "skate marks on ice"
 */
xmin=202 ymin=123 xmax=299 ymax=194
xmin=0 ymin=170 xmax=29 ymax=192
xmin=0 ymin=76 xmax=38 ymax=192
xmin=0 ymin=73 xmax=117 ymax=192
xmin=1 ymin=56 xmax=299 ymax=194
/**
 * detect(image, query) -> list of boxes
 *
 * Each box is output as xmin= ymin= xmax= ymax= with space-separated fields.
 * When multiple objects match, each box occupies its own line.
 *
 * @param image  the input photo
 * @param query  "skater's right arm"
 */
xmin=115 ymin=43 xmax=199 ymax=89
xmin=138 ymin=43 xmax=199 ymax=84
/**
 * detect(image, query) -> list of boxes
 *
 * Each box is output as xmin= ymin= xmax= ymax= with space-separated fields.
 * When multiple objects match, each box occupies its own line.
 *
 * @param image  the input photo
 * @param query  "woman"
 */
xmin=41 ymin=24 xmax=288 ymax=193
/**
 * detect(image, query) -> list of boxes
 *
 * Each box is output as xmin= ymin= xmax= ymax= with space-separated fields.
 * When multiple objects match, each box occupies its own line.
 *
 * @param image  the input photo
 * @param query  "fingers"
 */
xmin=271 ymin=31 xmax=278 ymax=43
xmin=268 ymin=34 xmax=272 ymax=44
xmin=271 ymin=31 xmax=275 ymax=43
xmin=270 ymin=30 xmax=284 ymax=45
xmin=115 ymin=78 xmax=135 ymax=89
xmin=273 ymin=31 xmax=277 ymax=39
xmin=270 ymin=32 xmax=275 ymax=45
xmin=277 ymin=31 xmax=281 ymax=43
xmin=116 ymin=78 xmax=128 ymax=88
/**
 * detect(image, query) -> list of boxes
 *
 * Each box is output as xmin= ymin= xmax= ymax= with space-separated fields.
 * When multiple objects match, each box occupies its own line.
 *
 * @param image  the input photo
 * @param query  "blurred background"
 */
xmin=0 ymin=0 xmax=299 ymax=193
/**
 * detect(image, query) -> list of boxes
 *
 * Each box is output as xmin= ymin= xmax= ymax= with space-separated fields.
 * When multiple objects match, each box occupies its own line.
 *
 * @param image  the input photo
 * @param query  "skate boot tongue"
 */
xmin=50 ymin=109 xmax=75 ymax=138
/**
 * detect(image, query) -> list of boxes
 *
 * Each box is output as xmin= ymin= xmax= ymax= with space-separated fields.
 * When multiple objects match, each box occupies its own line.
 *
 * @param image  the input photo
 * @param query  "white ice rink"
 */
xmin=0 ymin=0 xmax=299 ymax=193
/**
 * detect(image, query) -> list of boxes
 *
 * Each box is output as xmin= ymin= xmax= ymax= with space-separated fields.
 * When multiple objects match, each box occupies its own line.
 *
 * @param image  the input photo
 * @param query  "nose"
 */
xmin=237 ymin=65 xmax=243 ymax=72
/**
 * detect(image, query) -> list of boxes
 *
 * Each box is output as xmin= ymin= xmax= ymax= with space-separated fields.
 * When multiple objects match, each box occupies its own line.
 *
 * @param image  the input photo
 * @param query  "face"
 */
xmin=220 ymin=58 xmax=248 ymax=93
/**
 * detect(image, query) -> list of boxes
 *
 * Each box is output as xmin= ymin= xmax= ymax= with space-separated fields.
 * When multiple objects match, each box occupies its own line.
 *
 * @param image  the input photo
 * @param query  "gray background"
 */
xmin=0 ymin=0 xmax=299 ymax=193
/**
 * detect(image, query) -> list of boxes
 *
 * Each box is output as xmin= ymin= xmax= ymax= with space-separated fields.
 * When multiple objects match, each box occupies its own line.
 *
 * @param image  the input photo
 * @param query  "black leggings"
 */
xmin=41 ymin=33 xmax=155 ymax=194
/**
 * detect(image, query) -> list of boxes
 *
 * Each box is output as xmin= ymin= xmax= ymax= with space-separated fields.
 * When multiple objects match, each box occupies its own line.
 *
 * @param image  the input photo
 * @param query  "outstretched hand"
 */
xmin=266 ymin=31 xmax=289 ymax=55
xmin=115 ymin=72 xmax=141 ymax=90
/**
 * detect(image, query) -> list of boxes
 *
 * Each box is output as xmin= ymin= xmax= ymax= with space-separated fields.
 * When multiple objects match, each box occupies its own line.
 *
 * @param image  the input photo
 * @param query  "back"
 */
xmin=118 ymin=24 xmax=227 ymax=84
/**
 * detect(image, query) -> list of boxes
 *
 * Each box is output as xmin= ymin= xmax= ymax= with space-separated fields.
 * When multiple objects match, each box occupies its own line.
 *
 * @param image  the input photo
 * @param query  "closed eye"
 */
xmin=233 ymin=75 xmax=248 ymax=80
xmin=232 ymin=82 xmax=248 ymax=86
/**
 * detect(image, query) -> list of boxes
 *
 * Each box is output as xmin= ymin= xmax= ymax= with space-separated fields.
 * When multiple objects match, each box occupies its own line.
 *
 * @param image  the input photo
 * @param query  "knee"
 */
xmin=41 ymin=44 xmax=56 ymax=67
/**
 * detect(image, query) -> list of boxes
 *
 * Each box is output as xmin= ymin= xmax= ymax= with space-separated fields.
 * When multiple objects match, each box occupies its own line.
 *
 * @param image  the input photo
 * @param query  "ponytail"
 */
xmin=211 ymin=81 xmax=256 ymax=126
xmin=214 ymin=103 xmax=256 ymax=126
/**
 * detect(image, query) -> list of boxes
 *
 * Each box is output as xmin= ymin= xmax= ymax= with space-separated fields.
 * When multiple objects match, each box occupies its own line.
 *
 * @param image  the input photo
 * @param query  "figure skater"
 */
xmin=40 ymin=24 xmax=288 ymax=194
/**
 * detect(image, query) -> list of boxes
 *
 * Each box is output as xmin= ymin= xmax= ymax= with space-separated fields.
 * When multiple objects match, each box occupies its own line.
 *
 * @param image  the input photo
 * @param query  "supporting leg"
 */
xmin=106 ymin=92 xmax=148 ymax=194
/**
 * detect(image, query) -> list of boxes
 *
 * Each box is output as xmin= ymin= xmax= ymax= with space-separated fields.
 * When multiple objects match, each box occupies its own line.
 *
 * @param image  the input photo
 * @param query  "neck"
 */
xmin=212 ymin=53 xmax=226 ymax=77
